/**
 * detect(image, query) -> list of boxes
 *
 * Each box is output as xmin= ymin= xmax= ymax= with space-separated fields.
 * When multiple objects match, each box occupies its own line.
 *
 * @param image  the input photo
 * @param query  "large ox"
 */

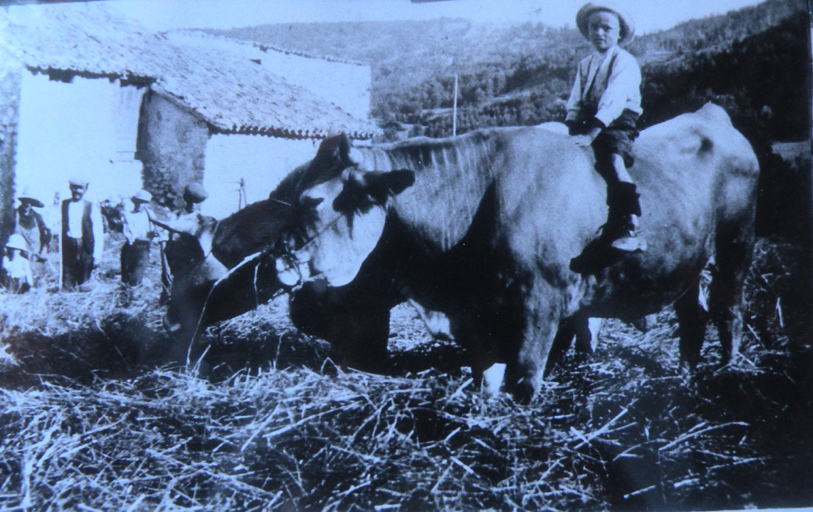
xmin=280 ymin=103 xmax=759 ymax=400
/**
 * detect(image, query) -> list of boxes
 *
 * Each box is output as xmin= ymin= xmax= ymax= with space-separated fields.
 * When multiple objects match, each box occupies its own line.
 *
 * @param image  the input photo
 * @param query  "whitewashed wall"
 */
xmin=15 ymin=72 xmax=145 ymax=210
xmin=202 ymin=134 xmax=320 ymax=219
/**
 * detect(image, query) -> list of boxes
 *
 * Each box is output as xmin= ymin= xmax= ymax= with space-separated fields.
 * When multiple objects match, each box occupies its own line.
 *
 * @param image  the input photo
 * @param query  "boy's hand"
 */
xmin=572 ymin=126 xmax=602 ymax=147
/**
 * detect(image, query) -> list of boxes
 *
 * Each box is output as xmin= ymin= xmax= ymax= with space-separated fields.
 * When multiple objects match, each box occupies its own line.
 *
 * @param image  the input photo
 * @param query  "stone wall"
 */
xmin=0 ymin=63 xmax=22 ymax=246
xmin=137 ymin=91 xmax=209 ymax=210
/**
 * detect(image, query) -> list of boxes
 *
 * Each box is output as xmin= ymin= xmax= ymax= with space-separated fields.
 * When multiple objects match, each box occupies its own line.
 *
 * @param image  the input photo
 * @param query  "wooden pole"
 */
xmin=453 ymin=74 xmax=458 ymax=137
xmin=58 ymin=217 xmax=63 ymax=291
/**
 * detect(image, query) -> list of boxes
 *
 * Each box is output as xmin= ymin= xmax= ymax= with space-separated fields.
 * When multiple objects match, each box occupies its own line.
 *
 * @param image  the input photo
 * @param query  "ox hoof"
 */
xmin=504 ymin=376 xmax=541 ymax=405
xmin=481 ymin=363 xmax=506 ymax=397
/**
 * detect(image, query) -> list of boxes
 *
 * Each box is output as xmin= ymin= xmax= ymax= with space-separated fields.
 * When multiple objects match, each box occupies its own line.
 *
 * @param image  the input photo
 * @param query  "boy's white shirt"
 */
xmin=123 ymin=207 xmax=153 ymax=244
xmin=565 ymin=44 xmax=642 ymax=128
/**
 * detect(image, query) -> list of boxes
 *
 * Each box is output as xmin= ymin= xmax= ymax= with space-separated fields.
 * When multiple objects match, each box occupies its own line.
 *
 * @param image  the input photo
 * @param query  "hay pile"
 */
xmin=0 ymin=236 xmax=809 ymax=510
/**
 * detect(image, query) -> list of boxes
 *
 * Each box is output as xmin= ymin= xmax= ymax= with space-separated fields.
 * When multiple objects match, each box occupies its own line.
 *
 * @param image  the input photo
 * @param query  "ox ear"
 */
xmin=333 ymin=169 xmax=415 ymax=215
xmin=310 ymin=133 xmax=353 ymax=180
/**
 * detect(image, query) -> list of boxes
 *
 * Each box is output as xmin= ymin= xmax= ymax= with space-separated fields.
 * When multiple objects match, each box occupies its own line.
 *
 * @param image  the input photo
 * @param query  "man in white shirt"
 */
xmin=61 ymin=177 xmax=104 ymax=290
xmin=121 ymin=190 xmax=156 ymax=286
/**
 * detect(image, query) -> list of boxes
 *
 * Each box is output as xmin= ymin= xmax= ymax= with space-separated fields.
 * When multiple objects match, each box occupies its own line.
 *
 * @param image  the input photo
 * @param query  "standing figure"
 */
xmin=14 ymin=190 xmax=52 ymax=281
xmin=14 ymin=190 xmax=51 ymax=257
xmin=180 ymin=183 xmax=208 ymax=216
xmin=60 ymin=177 xmax=104 ymax=290
xmin=2 ymin=234 xmax=34 ymax=293
xmin=158 ymin=183 xmax=208 ymax=304
xmin=566 ymin=2 xmax=646 ymax=274
xmin=121 ymin=190 xmax=156 ymax=286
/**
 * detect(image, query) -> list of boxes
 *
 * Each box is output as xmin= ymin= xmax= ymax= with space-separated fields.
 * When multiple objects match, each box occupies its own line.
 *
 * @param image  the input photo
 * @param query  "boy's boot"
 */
xmin=606 ymin=181 xmax=646 ymax=253
xmin=569 ymin=182 xmax=646 ymax=275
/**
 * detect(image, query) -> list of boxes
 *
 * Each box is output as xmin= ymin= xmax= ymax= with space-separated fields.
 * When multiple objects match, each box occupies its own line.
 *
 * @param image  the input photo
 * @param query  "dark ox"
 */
xmin=161 ymin=137 xmax=415 ymax=363
xmin=284 ymin=103 xmax=759 ymax=400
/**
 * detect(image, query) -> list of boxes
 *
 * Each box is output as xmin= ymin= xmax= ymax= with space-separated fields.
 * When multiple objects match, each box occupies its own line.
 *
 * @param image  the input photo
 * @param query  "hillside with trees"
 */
xmin=212 ymin=0 xmax=808 ymax=140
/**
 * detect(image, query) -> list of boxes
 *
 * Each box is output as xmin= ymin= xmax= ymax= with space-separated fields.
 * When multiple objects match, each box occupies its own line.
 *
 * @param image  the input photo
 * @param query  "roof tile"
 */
xmin=0 ymin=3 xmax=378 ymax=139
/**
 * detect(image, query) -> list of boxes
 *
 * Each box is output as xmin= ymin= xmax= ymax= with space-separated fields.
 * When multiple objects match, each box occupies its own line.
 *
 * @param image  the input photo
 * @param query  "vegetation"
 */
xmin=215 ymin=0 xmax=808 ymax=142
xmin=217 ymin=0 xmax=812 ymax=269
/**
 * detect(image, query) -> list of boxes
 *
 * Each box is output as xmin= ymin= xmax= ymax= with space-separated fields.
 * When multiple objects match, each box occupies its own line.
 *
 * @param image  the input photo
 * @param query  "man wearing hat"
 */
xmin=60 ymin=177 xmax=105 ymax=290
xmin=156 ymin=182 xmax=208 ymax=303
xmin=121 ymin=190 xmax=157 ymax=286
xmin=181 ymin=182 xmax=208 ymax=214
xmin=14 ymin=189 xmax=51 ymax=259
xmin=566 ymin=2 xmax=646 ymax=273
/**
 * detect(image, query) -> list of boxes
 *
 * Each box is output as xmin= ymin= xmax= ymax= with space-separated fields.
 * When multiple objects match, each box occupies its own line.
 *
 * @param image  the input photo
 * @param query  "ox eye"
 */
xmin=341 ymin=167 xmax=365 ymax=185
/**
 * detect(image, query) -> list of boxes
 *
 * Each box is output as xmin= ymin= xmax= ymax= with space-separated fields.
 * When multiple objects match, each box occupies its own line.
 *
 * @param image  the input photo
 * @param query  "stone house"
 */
xmin=0 ymin=3 xmax=376 ymax=240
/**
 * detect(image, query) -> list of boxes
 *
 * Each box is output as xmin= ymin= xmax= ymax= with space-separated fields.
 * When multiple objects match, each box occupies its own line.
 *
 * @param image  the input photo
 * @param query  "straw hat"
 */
xmin=16 ymin=187 xmax=44 ymax=208
xmin=5 ymin=234 xmax=28 ymax=252
xmin=576 ymin=2 xmax=635 ymax=46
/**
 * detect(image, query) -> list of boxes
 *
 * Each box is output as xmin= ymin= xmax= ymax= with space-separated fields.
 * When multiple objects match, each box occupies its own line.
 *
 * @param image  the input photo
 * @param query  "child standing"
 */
xmin=2 ymin=234 xmax=34 ymax=293
xmin=566 ymin=2 xmax=646 ymax=273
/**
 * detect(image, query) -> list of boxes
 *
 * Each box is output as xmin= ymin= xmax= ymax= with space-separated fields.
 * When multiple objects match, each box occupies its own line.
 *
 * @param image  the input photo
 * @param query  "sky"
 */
xmin=108 ymin=0 xmax=767 ymax=35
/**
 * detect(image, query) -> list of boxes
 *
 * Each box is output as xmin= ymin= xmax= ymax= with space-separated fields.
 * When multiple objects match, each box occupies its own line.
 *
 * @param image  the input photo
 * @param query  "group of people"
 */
xmin=1 ymin=177 xmax=208 ymax=295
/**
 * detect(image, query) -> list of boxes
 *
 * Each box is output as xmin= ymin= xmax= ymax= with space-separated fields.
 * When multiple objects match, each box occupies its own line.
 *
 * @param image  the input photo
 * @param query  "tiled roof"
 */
xmin=0 ymin=3 xmax=378 ymax=139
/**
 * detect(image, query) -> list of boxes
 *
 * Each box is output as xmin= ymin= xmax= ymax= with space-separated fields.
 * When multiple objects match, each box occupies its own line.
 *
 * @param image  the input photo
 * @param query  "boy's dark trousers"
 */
xmin=121 ymin=240 xmax=151 ymax=286
xmin=567 ymin=109 xmax=643 ymax=274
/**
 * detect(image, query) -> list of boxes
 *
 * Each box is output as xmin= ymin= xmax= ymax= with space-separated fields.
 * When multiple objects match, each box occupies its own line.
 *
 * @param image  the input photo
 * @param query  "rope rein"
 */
xmin=189 ymin=209 xmax=348 ymax=346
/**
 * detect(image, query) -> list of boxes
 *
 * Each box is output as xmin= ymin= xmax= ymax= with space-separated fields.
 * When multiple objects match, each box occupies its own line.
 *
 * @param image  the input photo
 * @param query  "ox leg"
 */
xmin=506 ymin=306 xmax=561 ymax=403
xmin=544 ymin=315 xmax=595 ymax=376
xmin=708 ymin=241 xmax=751 ymax=366
xmin=674 ymin=279 xmax=708 ymax=372
xmin=289 ymin=281 xmax=391 ymax=373
xmin=449 ymin=314 xmax=502 ymax=394
xmin=544 ymin=319 xmax=577 ymax=376
xmin=577 ymin=317 xmax=602 ymax=354
xmin=327 ymin=308 xmax=390 ymax=372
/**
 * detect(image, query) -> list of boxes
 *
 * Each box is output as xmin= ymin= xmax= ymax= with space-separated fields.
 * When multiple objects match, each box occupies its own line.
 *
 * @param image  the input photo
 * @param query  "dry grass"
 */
xmin=0 ymin=235 xmax=810 ymax=510
xmin=0 ymin=236 xmax=170 ymax=380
